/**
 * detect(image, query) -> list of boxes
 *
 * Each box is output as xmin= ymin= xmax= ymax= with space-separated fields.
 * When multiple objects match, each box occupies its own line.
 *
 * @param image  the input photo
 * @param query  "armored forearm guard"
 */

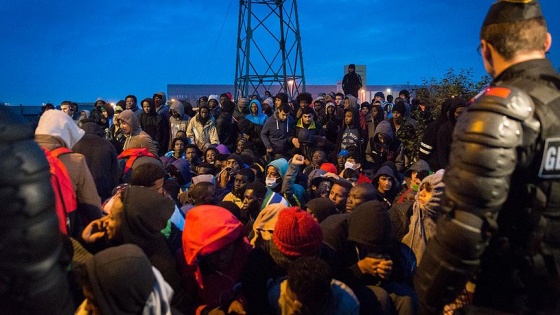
xmin=414 ymin=86 xmax=540 ymax=312
xmin=0 ymin=108 xmax=74 ymax=314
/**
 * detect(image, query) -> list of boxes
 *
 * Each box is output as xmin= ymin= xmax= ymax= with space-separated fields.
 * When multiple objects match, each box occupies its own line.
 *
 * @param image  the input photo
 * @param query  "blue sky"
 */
xmin=1 ymin=0 xmax=559 ymax=105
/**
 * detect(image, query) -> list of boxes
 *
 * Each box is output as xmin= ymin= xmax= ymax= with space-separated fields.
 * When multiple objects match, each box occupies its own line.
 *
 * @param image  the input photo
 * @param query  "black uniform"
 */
xmin=414 ymin=58 xmax=560 ymax=313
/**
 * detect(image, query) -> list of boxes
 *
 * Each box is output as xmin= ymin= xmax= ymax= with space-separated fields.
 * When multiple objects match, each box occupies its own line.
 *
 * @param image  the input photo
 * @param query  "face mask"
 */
xmin=345 ymin=161 xmax=356 ymax=170
xmin=265 ymin=177 xmax=279 ymax=189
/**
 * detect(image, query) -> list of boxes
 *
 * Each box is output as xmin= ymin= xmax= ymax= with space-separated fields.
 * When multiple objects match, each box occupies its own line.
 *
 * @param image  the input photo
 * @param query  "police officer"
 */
xmin=414 ymin=0 xmax=560 ymax=313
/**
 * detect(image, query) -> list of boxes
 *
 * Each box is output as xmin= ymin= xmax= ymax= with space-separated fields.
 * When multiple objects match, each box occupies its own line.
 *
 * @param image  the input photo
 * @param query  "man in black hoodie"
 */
xmin=216 ymin=100 xmax=237 ymax=152
xmin=435 ymin=98 xmax=467 ymax=169
xmin=342 ymin=64 xmax=362 ymax=98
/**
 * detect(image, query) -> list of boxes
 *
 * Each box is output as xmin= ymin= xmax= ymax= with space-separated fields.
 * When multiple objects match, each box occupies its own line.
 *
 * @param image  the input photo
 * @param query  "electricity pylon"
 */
xmin=234 ymin=0 xmax=306 ymax=100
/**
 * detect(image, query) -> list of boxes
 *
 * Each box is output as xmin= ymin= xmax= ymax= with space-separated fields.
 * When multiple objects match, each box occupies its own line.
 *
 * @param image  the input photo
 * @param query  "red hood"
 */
xmin=182 ymin=205 xmax=245 ymax=288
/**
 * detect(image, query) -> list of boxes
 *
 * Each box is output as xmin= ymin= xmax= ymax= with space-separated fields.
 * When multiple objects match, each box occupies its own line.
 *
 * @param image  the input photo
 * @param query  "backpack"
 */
xmin=117 ymin=147 xmax=161 ymax=183
xmin=42 ymin=147 xmax=77 ymax=235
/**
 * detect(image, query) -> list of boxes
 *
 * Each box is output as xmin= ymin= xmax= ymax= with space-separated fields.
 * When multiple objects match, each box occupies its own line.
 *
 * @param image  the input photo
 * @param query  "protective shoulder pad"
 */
xmin=469 ymin=85 xmax=535 ymax=121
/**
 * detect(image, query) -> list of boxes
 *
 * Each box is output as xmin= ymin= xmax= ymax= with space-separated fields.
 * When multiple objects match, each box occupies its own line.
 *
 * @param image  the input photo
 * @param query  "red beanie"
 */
xmin=272 ymin=207 xmax=323 ymax=257
xmin=320 ymin=162 xmax=337 ymax=174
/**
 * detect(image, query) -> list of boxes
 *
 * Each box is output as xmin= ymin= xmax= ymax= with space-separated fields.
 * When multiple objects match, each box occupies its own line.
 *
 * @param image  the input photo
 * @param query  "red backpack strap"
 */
xmin=42 ymin=147 xmax=77 ymax=235
xmin=118 ymin=148 xmax=158 ymax=174
xmin=51 ymin=146 xmax=73 ymax=157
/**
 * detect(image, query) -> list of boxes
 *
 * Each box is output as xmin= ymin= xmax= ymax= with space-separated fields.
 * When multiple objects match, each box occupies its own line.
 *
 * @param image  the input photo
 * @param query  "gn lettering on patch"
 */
xmin=539 ymin=138 xmax=560 ymax=178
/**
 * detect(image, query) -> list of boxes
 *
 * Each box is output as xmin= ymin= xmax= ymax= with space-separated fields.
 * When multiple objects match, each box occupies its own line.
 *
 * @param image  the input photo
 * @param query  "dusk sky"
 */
xmin=1 ymin=0 xmax=559 ymax=105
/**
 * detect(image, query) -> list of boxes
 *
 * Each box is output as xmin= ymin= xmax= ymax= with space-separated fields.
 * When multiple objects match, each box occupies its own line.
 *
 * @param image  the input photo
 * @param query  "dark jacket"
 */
xmin=96 ymin=186 xmax=191 ymax=312
xmin=436 ymin=99 xmax=466 ymax=169
xmin=320 ymin=202 xmax=406 ymax=291
xmin=35 ymin=110 xmax=103 ymax=237
xmin=216 ymin=111 xmax=237 ymax=153
xmin=372 ymin=165 xmax=399 ymax=208
xmin=335 ymin=108 xmax=366 ymax=156
xmin=466 ymin=59 xmax=560 ymax=311
xmin=120 ymin=110 xmax=159 ymax=157
xmin=342 ymin=71 xmax=362 ymax=98
xmin=139 ymin=98 xmax=169 ymax=156
xmin=260 ymin=112 xmax=295 ymax=154
xmin=418 ymin=98 xmax=452 ymax=171
xmin=293 ymin=118 xmax=326 ymax=160
xmin=73 ymin=122 xmax=120 ymax=202
xmin=324 ymin=106 xmax=341 ymax=145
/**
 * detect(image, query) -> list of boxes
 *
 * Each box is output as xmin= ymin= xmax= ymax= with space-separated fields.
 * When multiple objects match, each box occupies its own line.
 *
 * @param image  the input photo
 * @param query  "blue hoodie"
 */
xmin=245 ymin=100 xmax=268 ymax=125
xmin=267 ymin=158 xmax=289 ymax=178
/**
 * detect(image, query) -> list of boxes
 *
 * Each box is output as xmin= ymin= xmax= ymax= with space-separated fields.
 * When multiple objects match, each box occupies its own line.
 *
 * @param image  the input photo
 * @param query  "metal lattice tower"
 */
xmin=234 ymin=0 xmax=305 ymax=100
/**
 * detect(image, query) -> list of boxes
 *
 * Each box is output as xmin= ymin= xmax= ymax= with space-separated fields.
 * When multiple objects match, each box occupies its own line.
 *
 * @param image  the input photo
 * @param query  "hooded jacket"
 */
xmin=186 ymin=111 xmax=220 ymax=152
xmin=35 ymin=110 xmax=103 ymax=229
xmin=117 ymin=186 xmax=190 ymax=311
xmin=169 ymin=158 xmax=192 ymax=187
xmin=260 ymin=111 xmax=295 ymax=154
xmin=335 ymin=108 xmax=364 ymax=154
xmin=294 ymin=116 xmax=324 ymax=143
xmin=348 ymin=201 xmax=391 ymax=255
xmin=82 ymin=244 xmax=174 ymax=315
xmin=216 ymin=105 xmax=237 ymax=152
xmin=120 ymin=109 xmax=158 ymax=156
xmin=367 ymin=120 xmax=398 ymax=165
xmin=365 ymin=105 xmax=385 ymax=155
xmin=245 ymin=100 xmax=268 ymax=125
xmin=267 ymin=158 xmax=289 ymax=178
xmin=305 ymin=197 xmax=338 ymax=223
xmin=78 ymin=109 xmax=90 ymax=127
xmin=372 ymin=165 xmax=398 ymax=207
xmin=436 ymin=98 xmax=467 ymax=169
xmin=403 ymin=159 xmax=430 ymax=179
xmin=181 ymin=205 xmax=252 ymax=312
xmin=321 ymin=201 xmax=404 ymax=294
xmin=154 ymin=91 xmax=171 ymax=122
xmin=249 ymin=203 xmax=285 ymax=249
xmin=373 ymin=120 xmax=394 ymax=145
xmin=390 ymin=170 xmax=444 ymax=272
xmin=207 ymin=95 xmax=221 ymax=118
xmin=139 ymin=98 xmax=169 ymax=156
xmin=233 ymin=98 xmax=250 ymax=121
xmin=324 ymin=102 xmax=341 ymax=145
xmin=73 ymin=122 xmax=120 ymax=201
xmin=418 ymin=98 xmax=452 ymax=170
xmin=168 ymin=100 xmax=191 ymax=150
xmin=342 ymin=71 xmax=362 ymax=98
xmin=389 ymin=110 xmax=417 ymax=170
xmin=345 ymin=95 xmax=359 ymax=111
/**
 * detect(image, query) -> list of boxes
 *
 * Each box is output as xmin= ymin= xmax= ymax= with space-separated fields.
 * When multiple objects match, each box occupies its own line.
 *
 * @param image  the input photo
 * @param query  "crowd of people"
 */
xmin=31 ymin=86 xmax=462 ymax=315
xmin=11 ymin=0 xmax=560 ymax=313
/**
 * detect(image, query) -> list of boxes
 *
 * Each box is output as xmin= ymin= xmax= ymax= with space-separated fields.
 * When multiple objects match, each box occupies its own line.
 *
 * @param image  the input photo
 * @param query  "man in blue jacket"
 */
xmin=260 ymin=103 xmax=294 ymax=158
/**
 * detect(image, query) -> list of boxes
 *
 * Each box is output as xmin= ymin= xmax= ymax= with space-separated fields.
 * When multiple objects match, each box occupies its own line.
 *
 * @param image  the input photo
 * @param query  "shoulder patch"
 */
xmin=539 ymin=137 xmax=560 ymax=178
xmin=485 ymin=87 xmax=511 ymax=99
